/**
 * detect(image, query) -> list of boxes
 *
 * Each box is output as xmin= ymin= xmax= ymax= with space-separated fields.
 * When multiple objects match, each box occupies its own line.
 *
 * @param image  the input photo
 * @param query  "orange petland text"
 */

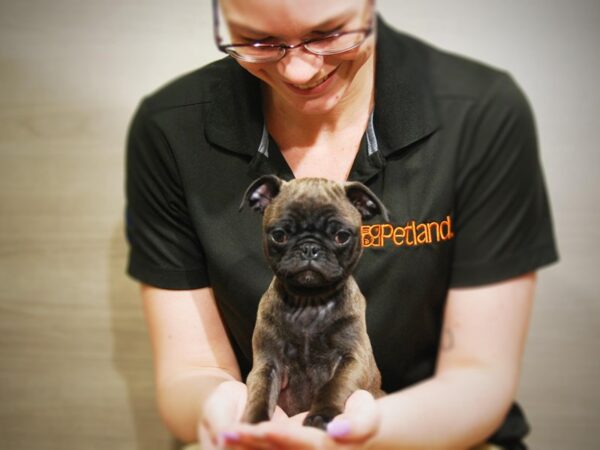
xmin=360 ymin=215 xmax=454 ymax=248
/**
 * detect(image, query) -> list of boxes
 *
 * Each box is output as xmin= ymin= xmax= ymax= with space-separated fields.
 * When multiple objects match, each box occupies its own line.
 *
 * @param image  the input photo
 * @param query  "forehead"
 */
xmin=263 ymin=179 xmax=361 ymax=227
xmin=220 ymin=0 xmax=366 ymax=36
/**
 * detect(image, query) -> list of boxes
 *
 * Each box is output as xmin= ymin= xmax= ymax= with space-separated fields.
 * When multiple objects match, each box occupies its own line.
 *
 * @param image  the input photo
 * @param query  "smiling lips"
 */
xmin=285 ymin=66 xmax=340 ymax=93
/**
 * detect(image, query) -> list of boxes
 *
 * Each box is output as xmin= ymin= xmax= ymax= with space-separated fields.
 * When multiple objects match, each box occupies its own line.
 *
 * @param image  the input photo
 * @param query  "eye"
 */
xmin=334 ymin=230 xmax=351 ymax=245
xmin=313 ymin=24 xmax=344 ymax=36
xmin=270 ymin=228 xmax=288 ymax=244
xmin=239 ymin=34 xmax=280 ymax=44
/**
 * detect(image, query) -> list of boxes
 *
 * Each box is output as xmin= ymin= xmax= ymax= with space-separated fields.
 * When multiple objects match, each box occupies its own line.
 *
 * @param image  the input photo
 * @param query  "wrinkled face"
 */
xmin=220 ymin=0 xmax=375 ymax=115
xmin=240 ymin=176 xmax=389 ymax=293
xmin=264 ymin=197 xmax=363 ymax=291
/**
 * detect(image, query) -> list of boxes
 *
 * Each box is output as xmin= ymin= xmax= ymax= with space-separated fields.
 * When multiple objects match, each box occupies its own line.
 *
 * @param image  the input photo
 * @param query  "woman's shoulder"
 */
xmin=379 ymin=16 xmax=517 ymax=101
xmin=138 ymin=56 xmax=243 ymax=116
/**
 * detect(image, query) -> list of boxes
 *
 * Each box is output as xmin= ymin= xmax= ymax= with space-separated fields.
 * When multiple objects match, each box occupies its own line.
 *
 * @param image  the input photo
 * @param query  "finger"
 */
xmin=224 ymin=408 xmax=289 ymax=449
xmin=227 ymin=423 xmax=276 ymax=450
xmin=272 ymin=406 xmax=290 ymax=422
xmin=201 ymin=381 xmax=247 ymax=447
xmin=289 ymin=410 xmax=309 ymax=424
xmin=228 ymin=442 xmax=276 ymax=450
xmin=229 ymin=434 xmax=274 ymax=450
xmin=326 ymin=390 xmax=380 ymax=444
xmin=255 ymin=421 xmax=325 ymax=450
xmin=199 ymin=421 xmax=218 ymax=450
xmin=228 ymin=440 xmax=273 ymax=450
xmin=200 ymin=422 xmax=250 ymax=450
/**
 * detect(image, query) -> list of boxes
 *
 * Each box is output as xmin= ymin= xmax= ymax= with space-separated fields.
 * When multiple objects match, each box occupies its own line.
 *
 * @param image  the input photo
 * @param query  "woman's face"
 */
xmin=220 ymin=0 xmax=375 ymax=115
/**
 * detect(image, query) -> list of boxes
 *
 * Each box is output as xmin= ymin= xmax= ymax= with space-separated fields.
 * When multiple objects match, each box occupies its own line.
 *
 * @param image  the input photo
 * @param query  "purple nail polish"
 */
xmin=219 ymin=431 xmax=240 ymax=443
xmin=327 ymin=419 xmax=351 ymax=437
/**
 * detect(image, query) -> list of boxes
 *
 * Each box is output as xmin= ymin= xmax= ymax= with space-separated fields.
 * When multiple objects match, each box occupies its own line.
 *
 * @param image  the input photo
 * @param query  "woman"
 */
xmin=124 ymin=0 xmax=559 ymax=449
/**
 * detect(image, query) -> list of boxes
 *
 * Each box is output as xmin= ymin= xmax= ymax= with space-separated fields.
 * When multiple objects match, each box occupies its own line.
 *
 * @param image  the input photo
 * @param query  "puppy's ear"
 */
xmin=239 ymin=174 xmax=284 ymax=214
xmin=344 ymin=181 xmax=391 ymax=222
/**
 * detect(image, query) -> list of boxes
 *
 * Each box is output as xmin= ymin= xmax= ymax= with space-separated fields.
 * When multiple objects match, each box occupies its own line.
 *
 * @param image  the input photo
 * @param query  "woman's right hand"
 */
xmin=199 ymin=379 xmax=289 ymax=450
xmin=199 ymin=380 xmax=247 ymax=450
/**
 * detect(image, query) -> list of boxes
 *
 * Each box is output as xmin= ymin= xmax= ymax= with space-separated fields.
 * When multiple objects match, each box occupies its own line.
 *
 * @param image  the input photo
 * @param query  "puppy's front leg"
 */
xmin=303 ymin=354 xmax=363 ymax=430
xmin=242 ymin=360 xmax=282 ymax=424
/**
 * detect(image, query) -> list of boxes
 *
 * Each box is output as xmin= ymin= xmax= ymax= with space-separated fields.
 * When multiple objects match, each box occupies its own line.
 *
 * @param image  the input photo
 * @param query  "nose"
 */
xmin=276 ymin=47 xmax=324 ymax=85
xmin=300 ymin=242 xmax=321 ymax=260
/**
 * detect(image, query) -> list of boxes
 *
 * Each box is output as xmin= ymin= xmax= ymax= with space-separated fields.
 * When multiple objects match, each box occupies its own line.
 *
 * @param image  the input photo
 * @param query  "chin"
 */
xmin=275 ymin=74 xmax=350 ymax=116
xmin=289 ymin=56 xmax=371 ymax=114
xmin=293 ymin=269 xmax=325 ymax=287
xmin=296 ymin=83 xmax=359 ymax=116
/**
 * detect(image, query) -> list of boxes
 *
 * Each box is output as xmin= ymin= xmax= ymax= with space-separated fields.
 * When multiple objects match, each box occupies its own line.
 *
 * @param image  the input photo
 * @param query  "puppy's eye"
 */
xmin=334 ymin=230 xmax=351 ymax=245
xmin=270 ymin=229 xmax=288 ymax=244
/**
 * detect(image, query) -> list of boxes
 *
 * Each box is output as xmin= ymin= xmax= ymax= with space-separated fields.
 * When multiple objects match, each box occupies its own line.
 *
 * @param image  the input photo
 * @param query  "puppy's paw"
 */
xmin=303 ymin=408 xmax=339 ymax=430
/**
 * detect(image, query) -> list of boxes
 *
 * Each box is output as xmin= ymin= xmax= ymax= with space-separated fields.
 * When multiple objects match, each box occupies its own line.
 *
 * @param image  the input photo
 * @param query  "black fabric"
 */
xmin=448 ymin=69 xmax=557 ymax=287
xmin=124 ymin=13 xmax=559 ymax=447
xmin=487 ymin=403 xmax=531 ymax=448
xmin=125 ymin=99 xmax=211 ymax=289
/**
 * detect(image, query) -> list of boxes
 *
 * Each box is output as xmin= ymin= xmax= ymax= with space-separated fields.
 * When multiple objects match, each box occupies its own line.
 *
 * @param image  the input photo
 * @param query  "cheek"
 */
xmin=329 ymin=42 xmax=374 ymax=73
xmin=264 ymin=239 xmax=289 ymax=261
xmin=236 ymin=61 xmax=272 ymax=83
xmin=353 ymin=41 xmax=375 ymax=66
xmin=263 ymin=238 xmax=276 ymax=258
xmin=341 ymin=237 xmax=362 ymax=261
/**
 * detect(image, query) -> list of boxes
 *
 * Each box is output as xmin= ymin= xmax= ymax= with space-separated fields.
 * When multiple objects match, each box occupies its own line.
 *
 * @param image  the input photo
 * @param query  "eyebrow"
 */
xmin=227 ymin=9 xmax=356 ymax=37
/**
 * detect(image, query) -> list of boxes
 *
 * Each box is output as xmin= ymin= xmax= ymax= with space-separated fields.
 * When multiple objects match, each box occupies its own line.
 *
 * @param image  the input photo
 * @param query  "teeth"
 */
xmin=292 ymin=71 xmax=333 ymax=90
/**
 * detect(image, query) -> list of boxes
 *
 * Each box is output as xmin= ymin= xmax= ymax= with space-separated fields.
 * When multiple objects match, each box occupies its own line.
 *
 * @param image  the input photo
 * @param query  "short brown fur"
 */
xmin=239 ymin=175 xmax=388 ymax=429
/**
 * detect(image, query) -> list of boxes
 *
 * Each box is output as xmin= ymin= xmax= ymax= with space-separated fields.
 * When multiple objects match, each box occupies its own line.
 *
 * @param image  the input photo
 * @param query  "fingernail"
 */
xmin=218 ymin=431 xmax=239 ymax=446
xmin=327 ymin=419 xmax=351 ymax=437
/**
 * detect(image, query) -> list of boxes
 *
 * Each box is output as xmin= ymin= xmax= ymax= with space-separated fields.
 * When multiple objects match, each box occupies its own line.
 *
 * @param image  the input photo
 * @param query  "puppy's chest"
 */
xmin=276 ymin=300 xmax=341 ymax=365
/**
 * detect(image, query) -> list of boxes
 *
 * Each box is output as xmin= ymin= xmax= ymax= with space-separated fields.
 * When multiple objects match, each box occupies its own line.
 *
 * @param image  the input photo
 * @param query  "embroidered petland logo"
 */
xmin=361 ymin=215 xmax=454 ymax=248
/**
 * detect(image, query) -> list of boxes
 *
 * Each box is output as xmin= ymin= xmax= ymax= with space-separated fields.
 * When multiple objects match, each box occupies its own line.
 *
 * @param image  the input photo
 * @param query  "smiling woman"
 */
xmin=214 ymin=0 xmax=376 ymax=118
xmin=124 ymin=0 xmax=559 ymax=448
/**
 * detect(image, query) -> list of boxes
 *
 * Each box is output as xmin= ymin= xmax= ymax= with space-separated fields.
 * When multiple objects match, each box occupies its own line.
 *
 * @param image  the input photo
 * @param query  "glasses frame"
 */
xmin=212 ymin=0 xmax=376 ymax=63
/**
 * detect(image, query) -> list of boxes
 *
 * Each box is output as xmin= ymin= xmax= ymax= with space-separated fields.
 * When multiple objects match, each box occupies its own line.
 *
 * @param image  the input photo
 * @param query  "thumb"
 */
xmin=199 ymin=380 xmax=247 ymax=448
xmin=326 ymin=390 xmax=381 ymax=444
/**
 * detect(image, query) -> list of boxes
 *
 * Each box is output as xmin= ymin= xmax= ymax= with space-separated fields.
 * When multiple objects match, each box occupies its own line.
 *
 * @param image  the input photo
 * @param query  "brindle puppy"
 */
xmin=238 ymin=174 xmax=388 ymax=430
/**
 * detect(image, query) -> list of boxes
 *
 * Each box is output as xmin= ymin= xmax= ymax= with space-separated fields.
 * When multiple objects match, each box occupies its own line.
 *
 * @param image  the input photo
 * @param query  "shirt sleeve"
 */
xmin=124 ymin=97 xmax=211 ymax=290
xmin=448 ymin=71 xmax=559 ymax=288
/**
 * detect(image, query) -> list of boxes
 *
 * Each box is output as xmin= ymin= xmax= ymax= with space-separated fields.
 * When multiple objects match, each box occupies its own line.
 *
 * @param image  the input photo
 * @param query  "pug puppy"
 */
xmin=238 ymin=174 xmax=389 ymax=430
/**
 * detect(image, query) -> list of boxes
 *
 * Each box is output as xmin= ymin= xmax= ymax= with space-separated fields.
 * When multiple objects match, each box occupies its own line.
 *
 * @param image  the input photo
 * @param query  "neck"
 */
xmin=262 ymin=50 xmax=376 ymax=148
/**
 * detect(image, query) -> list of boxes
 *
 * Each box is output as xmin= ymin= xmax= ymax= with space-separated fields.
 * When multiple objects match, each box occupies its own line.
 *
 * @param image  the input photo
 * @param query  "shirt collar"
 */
xmin=205 ymin=13 xmax=440 ymax=158
xmin=371 ymin=15 xmax=440 ymax=156
xmin=204 ymin=60 xmax=264 ymax=156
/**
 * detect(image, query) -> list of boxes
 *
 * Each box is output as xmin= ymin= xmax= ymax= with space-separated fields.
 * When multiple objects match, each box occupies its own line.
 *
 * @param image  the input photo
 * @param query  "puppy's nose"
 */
xmin=300 ymin=242 xmax=321 ymax=260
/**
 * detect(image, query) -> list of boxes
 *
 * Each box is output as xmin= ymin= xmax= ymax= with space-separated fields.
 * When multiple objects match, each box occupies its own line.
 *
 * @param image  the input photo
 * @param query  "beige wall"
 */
xmin=0 ymin=0 xmax=597 ymax=449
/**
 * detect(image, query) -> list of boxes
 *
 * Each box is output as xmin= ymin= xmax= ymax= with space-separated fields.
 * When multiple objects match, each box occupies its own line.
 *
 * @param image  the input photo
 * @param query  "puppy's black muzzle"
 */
xmin=299 ymin=241 xmax=322 ymax=260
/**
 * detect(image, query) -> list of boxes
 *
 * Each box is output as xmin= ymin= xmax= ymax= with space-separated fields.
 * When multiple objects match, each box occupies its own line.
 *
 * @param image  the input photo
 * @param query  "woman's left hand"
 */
xmin=223 ymin=390 xmax=381 ymax=450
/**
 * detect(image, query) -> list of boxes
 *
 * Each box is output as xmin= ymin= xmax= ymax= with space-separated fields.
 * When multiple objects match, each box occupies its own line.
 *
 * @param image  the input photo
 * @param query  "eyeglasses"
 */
xmin=212 ymin=0 xmax=375 ymax=63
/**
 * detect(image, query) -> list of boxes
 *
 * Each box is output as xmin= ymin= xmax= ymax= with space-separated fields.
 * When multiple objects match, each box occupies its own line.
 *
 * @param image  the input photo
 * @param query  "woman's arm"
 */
xmin=368 ymin=271 xmax=537 ymax=450
xmin=140 ymin=283 xmax=243 ymax=443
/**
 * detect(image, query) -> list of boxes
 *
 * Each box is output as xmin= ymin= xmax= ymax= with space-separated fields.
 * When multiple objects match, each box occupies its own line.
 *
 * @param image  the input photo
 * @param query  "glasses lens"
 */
xmin=305 ymin=31 xmax=368 ymax=55
xmin=226 ymin=45 xmax=284 ymax=62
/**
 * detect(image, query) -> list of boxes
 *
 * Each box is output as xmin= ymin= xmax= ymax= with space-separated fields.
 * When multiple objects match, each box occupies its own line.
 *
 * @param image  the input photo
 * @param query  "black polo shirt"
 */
xmin=124 ymin=14 xmax=559 ymax=448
